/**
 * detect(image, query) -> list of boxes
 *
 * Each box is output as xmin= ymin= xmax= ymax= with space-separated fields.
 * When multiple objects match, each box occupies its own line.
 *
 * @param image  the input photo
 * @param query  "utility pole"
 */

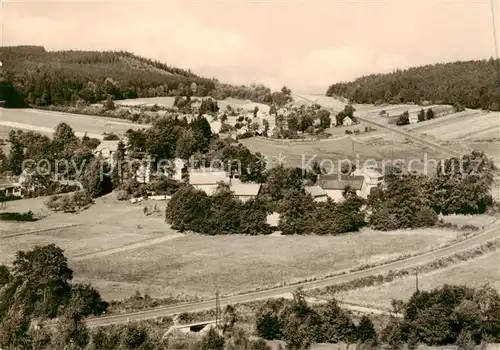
xmin=215 ymin=287 xmax=221 ymax=334
xmin=415 ymin=269 xmax=419 ymax=293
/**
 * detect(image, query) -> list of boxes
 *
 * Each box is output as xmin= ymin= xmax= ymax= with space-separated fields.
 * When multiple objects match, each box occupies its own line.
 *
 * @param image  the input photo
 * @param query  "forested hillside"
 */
xmin=326 ymin=59 xmax=500 ymax=111
xmin=0 ymin=46 xmax=274 ymax=106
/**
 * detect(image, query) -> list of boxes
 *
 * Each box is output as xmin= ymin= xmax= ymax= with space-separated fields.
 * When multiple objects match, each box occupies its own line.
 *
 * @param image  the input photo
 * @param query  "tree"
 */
xmin=431 ymin=151 xmax=496 ymax=214
xmin=397 ymin=111 xmax=410 ymax=125
xmin=287 ymin=115 xmax=299 ymax=133
xmin=263 ymin=165 xmax=303 ymax=201
xmin=8 ymin=131 xmax=24 ymax=176
xmin=426 ymin=108 xmax=435 ymax=119
xmin=418 ymin=108 xmax=426 ymax=122
xmin=335 ymin=111 xmax=346 ymax=126
xmin=318 ymin=110 xmax=331 ymax=129
xmin=319 ymin=299 xmax=357 ymax=344
xmin=253 ymin=106 xmax=259 ymax=118
xmin=368 ymin=172 xmax=437 ymax=230
xmin=277 ymin=190 xmax=315 ymax=235
xmin=67 ymin=284 xmax=108 ymax=318
xmin=80 ymin=157 xmax=114 ymax=198
xmin=357 ymin=315 xmax=377 ymax=343
xmin=0 ymin=266 xmax=10 ymax=287
xmin=10 ymin=244 xmax=73 ymax=319
xmin=0 ymin=148 xmax=8 ymax=175
xmin=201 ymin=327 xmax=225 ymax=350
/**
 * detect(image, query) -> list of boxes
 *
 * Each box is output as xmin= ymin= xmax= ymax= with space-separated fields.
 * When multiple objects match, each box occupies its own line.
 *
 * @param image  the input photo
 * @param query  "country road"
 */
xmin=86 ymin=223 xmax=499 ymax=327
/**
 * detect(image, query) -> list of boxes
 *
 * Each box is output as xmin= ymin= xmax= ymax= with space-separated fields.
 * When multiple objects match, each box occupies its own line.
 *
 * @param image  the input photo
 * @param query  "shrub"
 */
xmin=0 ymin=211 xmax=37 ymax=221
xmin=45 ymin=191 xmax=93 ymax=213
xmin=102 ymin=132 xmax=120 ymax=141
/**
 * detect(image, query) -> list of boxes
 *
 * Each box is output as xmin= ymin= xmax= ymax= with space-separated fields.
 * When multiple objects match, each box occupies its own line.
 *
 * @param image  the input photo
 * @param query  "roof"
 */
xmin=230 ymin=182 xmax=262 ymax=197
xmin=363 ymin=168 xmax=384 ymax=179
xmin=304 ymin=185 xmax=327 ymax=198
xmin=317 ymin=174 xmax=364 ymax=191
xmin=189 ymin=171 xmax=230 ymax=185
xmin=94 ymin=140 xmax=120 ymax=153
xmin=192 ymin=184 xmax=219 ymax=196
xmin=0 ymin=177 xmax=15 ymax=189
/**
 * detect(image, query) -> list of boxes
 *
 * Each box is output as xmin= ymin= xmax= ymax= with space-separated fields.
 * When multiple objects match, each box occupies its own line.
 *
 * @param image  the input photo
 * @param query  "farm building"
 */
xmin=304 ymin=185 xmax=328 ymax=202
xmin=188 ymin=170 xmax=231 ymax=195
xmin=0 ymin=177 xmax=20 ymax=197
xmin=229 ymin=179 xmax=262 ymax=202
xmin=343 ymin=116 xmax=354 ymax=126
xmin=409 ymin=114 xmax=419 ymax=124
xmin=316 ymin=174 xmax=364 ymax=202
xmin=188 ymin=171 xmax=261 ymax=201
xmin=353 ymin=166 xmax=384 ymax=198
xmin=93 ymin=140 xmax=120 ymax=163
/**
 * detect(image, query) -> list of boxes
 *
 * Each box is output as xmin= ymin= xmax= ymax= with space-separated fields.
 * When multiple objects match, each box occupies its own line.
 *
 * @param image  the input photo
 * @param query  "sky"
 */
xmin=1 ymin=0 xmax=499 ymax=93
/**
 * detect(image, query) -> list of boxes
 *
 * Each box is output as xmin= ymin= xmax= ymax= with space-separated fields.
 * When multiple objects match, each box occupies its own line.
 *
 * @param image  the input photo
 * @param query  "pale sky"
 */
xmin=1 ymin=0 xmax=498 ymax=92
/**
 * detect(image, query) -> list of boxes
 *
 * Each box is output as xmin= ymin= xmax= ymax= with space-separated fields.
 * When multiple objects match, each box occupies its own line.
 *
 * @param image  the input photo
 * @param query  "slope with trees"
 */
xmin=326 ymin=59 xmax=500 ymax=111
xmin=0 ymin=46 xmax=278 ymax=107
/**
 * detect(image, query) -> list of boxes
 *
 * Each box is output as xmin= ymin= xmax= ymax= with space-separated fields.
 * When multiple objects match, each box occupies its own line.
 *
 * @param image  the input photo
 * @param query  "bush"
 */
xmin=0 ymin=211 xmax=37 ymax=221
xmin=102 ymin=132 xmax=120 ymax=141
xmin=46 ymin=191 xmax=93 ymax=213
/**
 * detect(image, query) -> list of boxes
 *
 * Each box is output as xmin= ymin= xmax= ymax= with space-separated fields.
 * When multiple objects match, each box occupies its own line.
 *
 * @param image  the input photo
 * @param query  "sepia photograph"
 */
xmin=0 ymin=0 xmax=499 ymax=349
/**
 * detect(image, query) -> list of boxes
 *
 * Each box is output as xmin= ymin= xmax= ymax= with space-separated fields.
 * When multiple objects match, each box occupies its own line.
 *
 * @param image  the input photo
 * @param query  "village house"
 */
xmin=342 ymin=116 xmax=354 ymax=126
xmin=304 ymin=185 xmax=328 ymax=202
xmin=353 ymin=166 xmax=384 ymax=198
xmin=93 ymin=140 xmax=120 ymax=164
xmin=315 ymin=174 xmax=365 ymax=202
xmin=188 ymin=170 xmax=262 ymax=202
xmin=0 ymin=177 xmax=21 ymax=198
xmin=189 ymin=170 xmax=231 ymax=195
xmin=229 ymin=178 xmax=262 ymax=202
xmin=409 ymin=113 xmax=419 ymax=124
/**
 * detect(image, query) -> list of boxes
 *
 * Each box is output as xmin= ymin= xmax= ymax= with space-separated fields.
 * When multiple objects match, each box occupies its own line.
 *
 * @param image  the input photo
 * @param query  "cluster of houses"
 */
xmin=305 ymin=166 xmax=384 ymax=202
xmin=94 ymin=137 xmax=385 ymax=204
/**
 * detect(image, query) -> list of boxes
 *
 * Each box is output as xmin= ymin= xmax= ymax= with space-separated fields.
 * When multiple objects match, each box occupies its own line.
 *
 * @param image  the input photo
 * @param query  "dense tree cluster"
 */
xmin=1 ymin=125 xmax=108 ymax=199
xmin=326 ymin=58 xmax=500 ymax=110
xmin=430 ymin=150 xmax=496 ymax=215
xmin=0 ymin=46 xmax=281 ymax=107
xmin=367 ymin=150 xmax=496 ymax=230
xmin=381 ymin=284 xmax=500 ymax=348
xmin=0 ymin=245 xmax=107 ymax=349
xmin=277 ymin=187 xmax=366 ymax=235
xmin=256 ymin=290 xmax=377 ymax=349
xmin=165 ymin=184 xmax=272 ymax=235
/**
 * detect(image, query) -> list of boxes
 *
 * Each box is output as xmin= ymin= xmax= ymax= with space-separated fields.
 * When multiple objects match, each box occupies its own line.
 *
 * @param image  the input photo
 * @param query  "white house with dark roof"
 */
xmin=316 ymin=174 xmax=364 ymax=202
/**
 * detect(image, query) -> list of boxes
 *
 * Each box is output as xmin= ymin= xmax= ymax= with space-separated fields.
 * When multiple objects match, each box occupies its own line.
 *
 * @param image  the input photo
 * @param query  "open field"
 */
xmin=72 ymin=227 xmax=462 ymax=300
xmin=115 ymin=96 xmax=271 ymax=114
xmin=406 ymin=110 xmax=500 ymax=141
xmin=240 ymin=133 xmax=448 ymax=173
xmin=0 ymin=194 xmax=178 ymax=266
xmin=337 ymin=250 xmax=500 ymax=310
xmin=0 ymin=108 xmax=145 ymax=139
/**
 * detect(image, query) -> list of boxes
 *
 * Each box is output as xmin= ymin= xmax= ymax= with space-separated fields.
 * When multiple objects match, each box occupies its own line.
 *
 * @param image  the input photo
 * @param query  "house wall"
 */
xmin=237 ymin=195 xmax=255 ymax=203
xmin=324 ymin=189 xmax=361 ymax=202
xmin=313 ymin=196 xmax=328 ymax=202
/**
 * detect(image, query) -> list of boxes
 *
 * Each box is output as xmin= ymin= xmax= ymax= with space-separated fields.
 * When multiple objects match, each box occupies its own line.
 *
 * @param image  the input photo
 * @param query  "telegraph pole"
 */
xmin=215 ymin=287 xmax=220 ymax=333
xmin=415 ymin=269 xmax=419 ymax=293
